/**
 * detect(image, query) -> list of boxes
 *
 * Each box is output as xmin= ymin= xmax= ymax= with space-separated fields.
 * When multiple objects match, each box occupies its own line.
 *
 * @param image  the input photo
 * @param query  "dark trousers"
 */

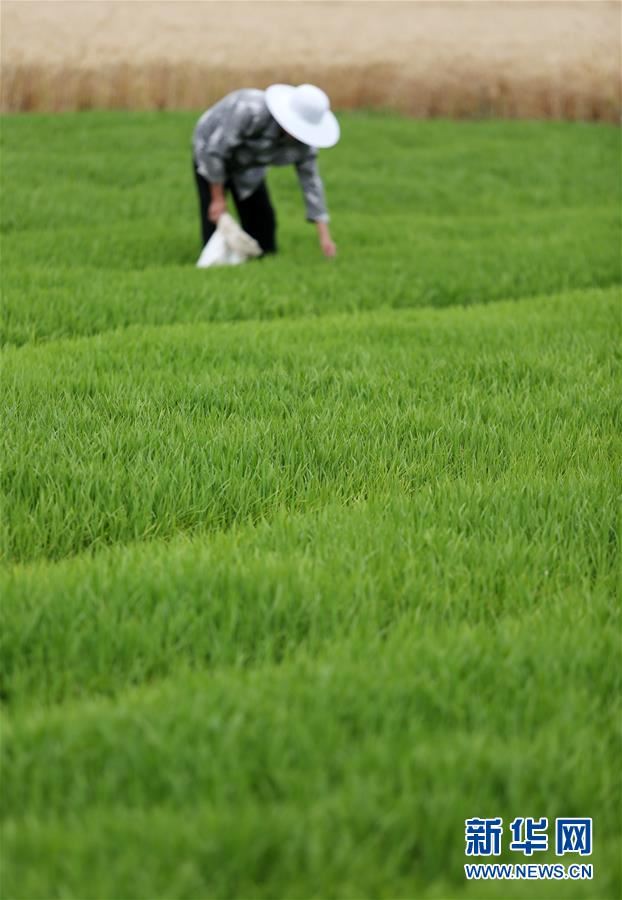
xmin=193 ymin=160 xmax=277 ymax=254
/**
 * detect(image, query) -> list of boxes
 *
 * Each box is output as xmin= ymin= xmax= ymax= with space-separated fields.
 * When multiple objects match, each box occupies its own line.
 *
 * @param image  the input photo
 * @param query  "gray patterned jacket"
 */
xmin=193 ymin=89 xmax=329 ymax=223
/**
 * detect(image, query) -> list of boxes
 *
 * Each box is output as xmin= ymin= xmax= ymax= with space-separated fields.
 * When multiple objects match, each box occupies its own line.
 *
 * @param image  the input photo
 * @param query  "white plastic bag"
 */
xmin=196 ymin=213 xmax=262 ymax=268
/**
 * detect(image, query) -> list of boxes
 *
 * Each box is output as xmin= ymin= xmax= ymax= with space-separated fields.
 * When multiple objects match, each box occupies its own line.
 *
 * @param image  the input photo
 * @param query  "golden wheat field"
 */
xmin=1 ymin=1 xmax=621 ymax=120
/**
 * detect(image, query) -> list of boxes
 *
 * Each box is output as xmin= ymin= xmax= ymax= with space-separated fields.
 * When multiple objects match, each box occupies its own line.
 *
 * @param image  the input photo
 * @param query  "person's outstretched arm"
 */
xmin=295 ymin=153 xmax=336 ymax=257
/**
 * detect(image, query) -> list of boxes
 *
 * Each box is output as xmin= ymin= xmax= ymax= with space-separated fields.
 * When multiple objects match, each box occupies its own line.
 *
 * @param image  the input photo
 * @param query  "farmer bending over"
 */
xmin=192 ymin=84 xmax=339 ymax=257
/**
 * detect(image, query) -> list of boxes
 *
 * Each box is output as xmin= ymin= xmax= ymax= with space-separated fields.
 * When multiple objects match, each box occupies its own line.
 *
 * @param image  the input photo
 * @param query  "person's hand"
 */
xmin=319 ymin=234 xmax=337 ymax=258
xmin=320 ymin=237 xmax=337 ymax=257
xmin=316 ymin=221 xmax=337 ymax=258
xmin=208 ymin=197 xmax=227 ymax=223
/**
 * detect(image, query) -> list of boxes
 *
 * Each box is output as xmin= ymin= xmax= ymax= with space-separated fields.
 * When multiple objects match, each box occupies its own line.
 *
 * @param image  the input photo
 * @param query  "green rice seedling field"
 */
xmin=1 ymin=112 xmax=621 ymax=899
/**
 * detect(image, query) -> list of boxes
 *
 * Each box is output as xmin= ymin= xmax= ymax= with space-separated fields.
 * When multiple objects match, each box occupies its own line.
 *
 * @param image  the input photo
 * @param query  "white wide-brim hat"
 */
xmin=266 ymin=83 xmax=340 ymax=149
